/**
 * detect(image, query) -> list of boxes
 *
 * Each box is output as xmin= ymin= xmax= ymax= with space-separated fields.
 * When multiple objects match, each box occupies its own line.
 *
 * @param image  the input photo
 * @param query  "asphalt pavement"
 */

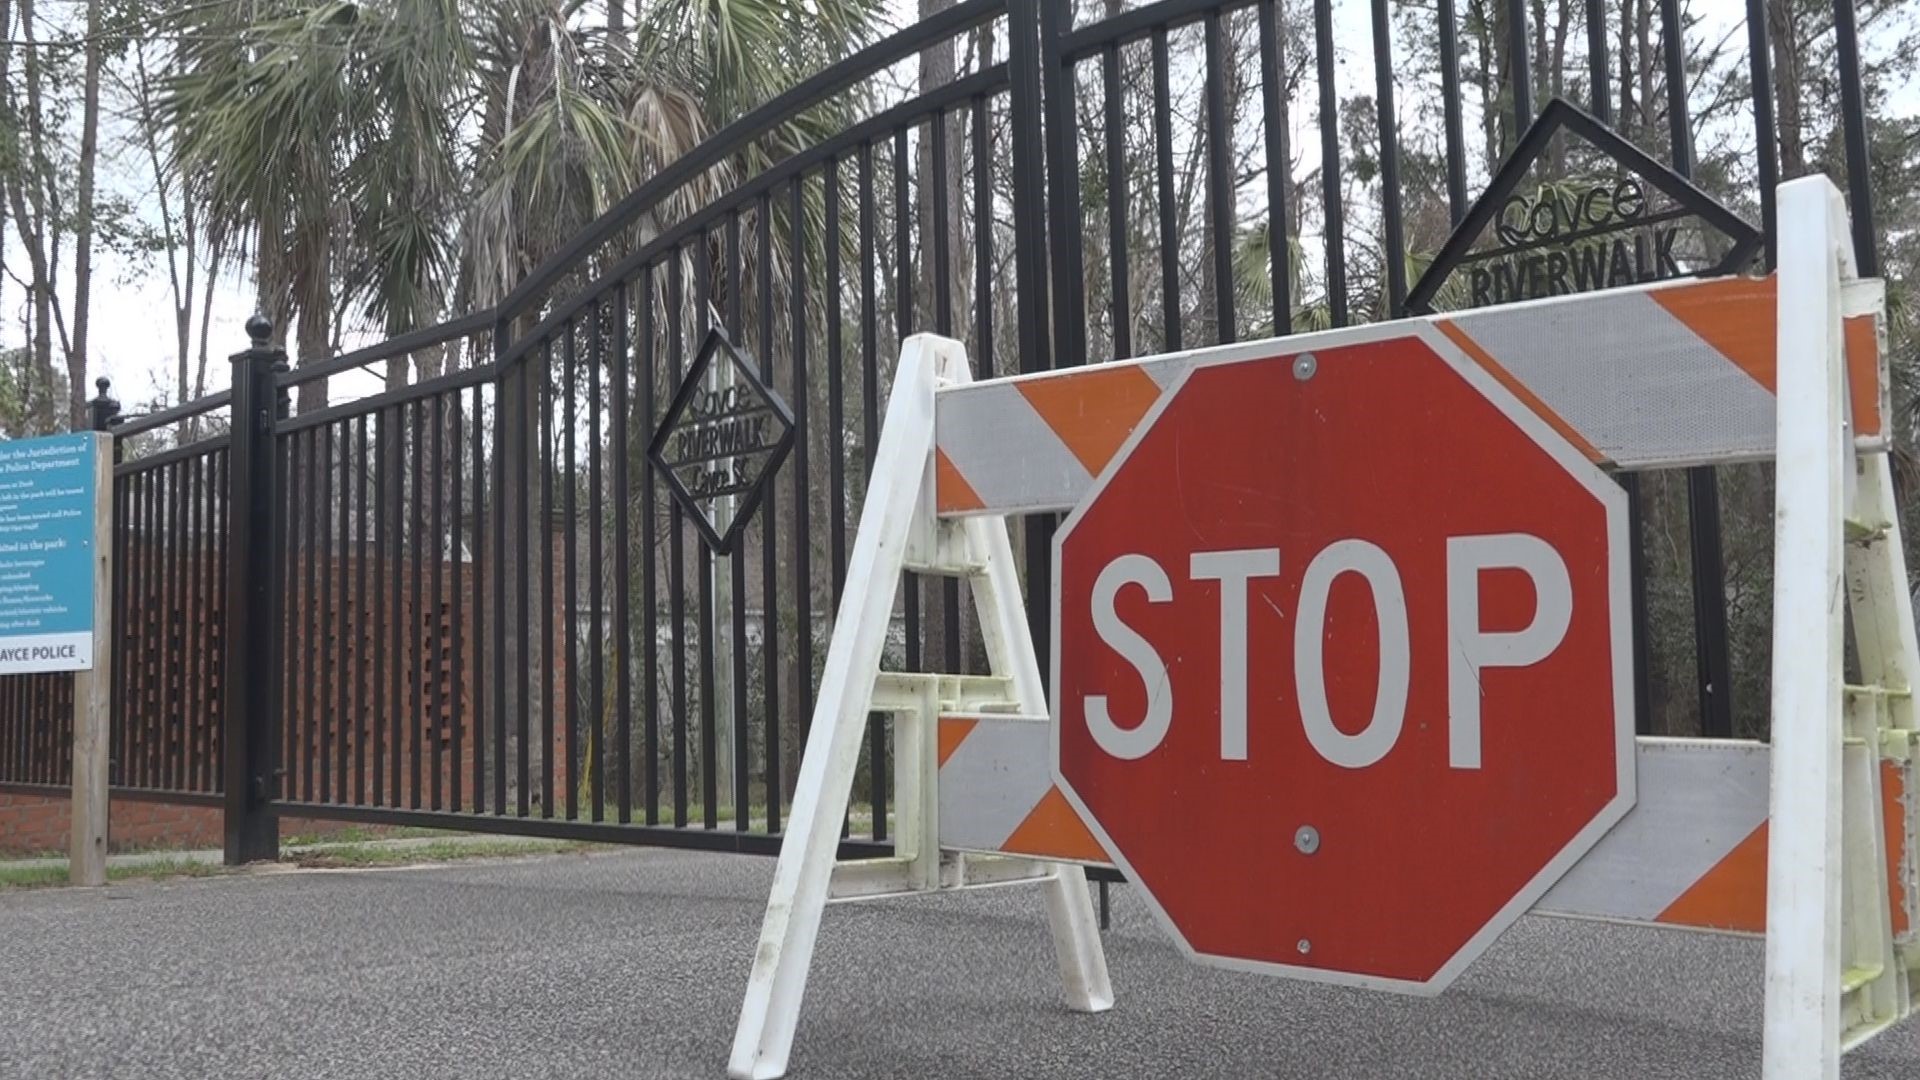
xmin=1 ymin=846 xmax=1916 ymax=1079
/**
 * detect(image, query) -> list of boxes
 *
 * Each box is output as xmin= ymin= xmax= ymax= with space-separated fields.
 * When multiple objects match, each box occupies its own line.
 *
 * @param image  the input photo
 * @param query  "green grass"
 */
xmin=0 ymin=837 xmax=594 ymax=890
xmin=279 ymin=824 xmax=448 ymax=847
xmin=284 ymin=838 xmax=590 ymax=869
xmin=0 ymin=856 xmax=227 ymax=890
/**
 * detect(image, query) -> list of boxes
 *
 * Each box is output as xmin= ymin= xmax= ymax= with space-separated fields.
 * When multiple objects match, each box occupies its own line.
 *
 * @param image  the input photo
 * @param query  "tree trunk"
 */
xmin=293 ymin=219 xmax=332 ymax=414
xmin=17 ymin=0 xmax=58 ymax=432
xmin=68 ymin=0 xmax=104 ymax=430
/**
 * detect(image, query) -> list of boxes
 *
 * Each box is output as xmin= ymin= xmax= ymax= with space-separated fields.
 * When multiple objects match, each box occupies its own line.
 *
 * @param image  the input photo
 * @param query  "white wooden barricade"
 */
xmin=729 ymin=175 xmax=1911 ymax=1079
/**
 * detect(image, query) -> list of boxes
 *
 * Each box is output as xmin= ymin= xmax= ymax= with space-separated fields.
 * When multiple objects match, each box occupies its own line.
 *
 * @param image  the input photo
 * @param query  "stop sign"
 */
xmin=1050 ymin=325 xmax=1633 ymax=993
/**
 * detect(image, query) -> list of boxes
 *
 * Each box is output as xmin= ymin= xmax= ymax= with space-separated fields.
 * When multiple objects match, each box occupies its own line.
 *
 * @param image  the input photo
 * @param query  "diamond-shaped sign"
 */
xmin=648 ymin=328 xmax=795 ymax=553
xmin=1406 ymin=98 xmax=1761 ymax=313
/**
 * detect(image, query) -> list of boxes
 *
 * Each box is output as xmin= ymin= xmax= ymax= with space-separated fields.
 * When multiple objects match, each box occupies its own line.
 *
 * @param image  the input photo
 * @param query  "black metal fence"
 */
xmin=0 ymin=0 xmax=1886 ymax=862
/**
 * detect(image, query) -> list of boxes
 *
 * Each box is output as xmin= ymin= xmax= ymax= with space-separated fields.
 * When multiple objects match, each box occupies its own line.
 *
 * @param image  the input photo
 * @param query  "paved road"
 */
xmin=1 ymin=847 xmax=1915 ymax=1079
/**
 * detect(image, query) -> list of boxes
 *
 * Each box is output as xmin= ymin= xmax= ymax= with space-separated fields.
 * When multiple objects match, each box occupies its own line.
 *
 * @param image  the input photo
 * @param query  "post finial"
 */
xmin=245 ymin=314 xmax=273 ymax=349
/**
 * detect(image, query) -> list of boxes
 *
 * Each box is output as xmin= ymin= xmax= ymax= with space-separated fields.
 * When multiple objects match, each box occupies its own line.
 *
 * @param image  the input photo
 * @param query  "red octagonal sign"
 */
xmin=1051 ymin=324 xmax=1633 ymax=993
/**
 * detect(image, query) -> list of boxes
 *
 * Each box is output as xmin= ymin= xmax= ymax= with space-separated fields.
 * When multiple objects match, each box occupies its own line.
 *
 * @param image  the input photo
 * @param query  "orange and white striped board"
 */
xmin=933 ymin=273 xmax=1886 ymax=519
xmin=938 ymin=715 xmax=1920 ymax=939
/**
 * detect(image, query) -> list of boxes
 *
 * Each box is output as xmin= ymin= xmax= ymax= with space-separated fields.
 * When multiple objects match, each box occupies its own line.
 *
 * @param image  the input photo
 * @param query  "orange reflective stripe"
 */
xmin=1656 ymin=822 xmax=1769 ymax=933
xmin=1648 ymin=276 xmax=1778 ymax=392
xmin=1013 ymin=365 xmax=1163 ymax=475
xmin=1002 ymin=787 xmax=1109 ymax=864
xmin=935 ymin=448 xmax=985 ymax=513
xmin=936 ymin=716 xmax=978 ymax=768
xmin=1847 ymin=313 xmax=1883 ymax=438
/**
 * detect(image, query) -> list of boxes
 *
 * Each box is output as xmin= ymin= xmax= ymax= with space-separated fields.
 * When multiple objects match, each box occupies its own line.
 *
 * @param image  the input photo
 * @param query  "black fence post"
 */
xmin=87 ymin=377 xmax=120 ymax=433
xmin=1005 ymin=0 xmax=1053 ymax=681
xmin=223 ymin=315 xmax=284 ymax=864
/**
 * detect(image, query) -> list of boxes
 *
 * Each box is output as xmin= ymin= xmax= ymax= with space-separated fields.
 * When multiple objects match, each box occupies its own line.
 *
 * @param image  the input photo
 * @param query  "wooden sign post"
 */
xmin=0 ymin=432 xmax=113 ymax=885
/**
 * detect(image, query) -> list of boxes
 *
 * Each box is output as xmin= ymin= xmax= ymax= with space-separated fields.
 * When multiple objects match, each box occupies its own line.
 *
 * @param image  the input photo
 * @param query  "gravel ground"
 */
xmin=1 ymin=846 xmax=1914 ymax=1079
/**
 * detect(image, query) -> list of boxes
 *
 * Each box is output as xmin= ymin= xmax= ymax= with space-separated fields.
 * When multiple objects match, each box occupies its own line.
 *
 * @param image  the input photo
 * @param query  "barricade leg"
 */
xmin=961 ymin=511 xmax=1114 ymax=1012
xmin=1761 ymin=174 xmax=1853 ymax=1080
xmin=726 ymin=340 xmax=937 ymax=1080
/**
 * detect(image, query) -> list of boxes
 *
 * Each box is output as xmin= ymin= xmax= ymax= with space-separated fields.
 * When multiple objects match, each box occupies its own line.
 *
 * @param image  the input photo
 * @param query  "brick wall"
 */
xmin=0 ymin=790 xmax=365 ymax=857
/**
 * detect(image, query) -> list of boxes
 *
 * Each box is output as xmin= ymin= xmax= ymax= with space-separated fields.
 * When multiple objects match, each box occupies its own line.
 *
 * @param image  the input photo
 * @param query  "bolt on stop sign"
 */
xmin=1050 ymin=324 xmax=1634 ymax=993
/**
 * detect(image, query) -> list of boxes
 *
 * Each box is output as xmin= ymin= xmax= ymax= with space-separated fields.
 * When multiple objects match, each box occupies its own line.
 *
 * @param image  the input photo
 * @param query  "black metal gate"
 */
xmin=1 ymin=0 xmax=1885 ymax=866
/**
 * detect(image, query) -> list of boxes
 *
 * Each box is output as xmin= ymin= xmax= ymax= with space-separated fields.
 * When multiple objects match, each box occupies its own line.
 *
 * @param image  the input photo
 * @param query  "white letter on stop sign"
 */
xmin=1446 ymin=533 xmax=1574 ymax=769
xmin=1081 ymin=532 xmax=1575 ymax=770
xmin=1086 ymin=554 xmax=1174 ymax=760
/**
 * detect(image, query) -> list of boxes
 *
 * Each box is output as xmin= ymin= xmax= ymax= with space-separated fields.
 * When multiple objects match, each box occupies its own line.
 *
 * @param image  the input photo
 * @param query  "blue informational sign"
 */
xmin=0 ymin=433 xmax=99 ymax=673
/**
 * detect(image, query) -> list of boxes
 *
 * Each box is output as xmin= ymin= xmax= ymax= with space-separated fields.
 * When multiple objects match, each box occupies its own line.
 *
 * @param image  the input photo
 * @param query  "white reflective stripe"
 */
xmin=934 ymin=380 xmax=1089 ymax=514
xmin=1449 ymin=290 xmax=1779 ymax=468
xmin=1538 ymin=739 xmax=1770 ymax=923
xmin=933 ymin=275 xmax=1886 ymax=517
xmin=936 ymin=715 xmax=1052 ymax=853
xmin=943 ymin=731 xmax=1779 ymax=926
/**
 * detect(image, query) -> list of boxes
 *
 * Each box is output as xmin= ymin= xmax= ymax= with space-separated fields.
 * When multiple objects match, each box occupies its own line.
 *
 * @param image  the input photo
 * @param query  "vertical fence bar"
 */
xmin=125 ymin=470 xmax=142 ymax=788
xmin=1437 ymin=0 xmax=1467 ymax=222
xmin=516 ymin=357 xmax=533 ymax=816
xmin=1152 ymin=28 xmax=1181 ymax=351
xmin=826 ymin=158 xmax=849 ymax=611
xmin=302 ymin=431 xmax=319 ymax=802
xmin=1371 ymin=0 xmax=1406 ymax=316
xmin=972 ymin=95 xmax=994 ymax=378
xmin=725 ymin=215 xmax=750 ymax=831
xmin=931 ymin=117 xmax=962 ymax=673
xmin=374 ymin=412 xmax=390 ymax=804
xmin=695 ymin=242 xmax=717 ymax=833
xmin=1743 ymin=0 xmax=1777 ymax=266
xmin=431 ymin=397 xmax=446 ymax=811
xmin=1659 ymin=0 xmax=1691 ymax=172
xmin=1657 ymin=0 xmax=1732 ymax=740
xmin=356 ymin=415 xmax=370 ymax=805
xmin=448 ymin=392 xmax=463 ymax=812
xmin=108 ymin=439 xmax=125 ymax=790
xmin=1008 ymin=0 xmax=1054 ymax=675
xmin=317 ymin=427 xmax=333 ymax=803
xmin=145 ymin=465 xmax=160 ymax=788
xmin=409 ymin=401 xmax=425 ymax=808
xmin=188 ymin=449 xmax=206 ymax=792
xmin=755 ymin=193 xmax=781 ymax=829
xmin=589 ymin=308 xmax=605 ymax=822
xmin=789 ymin=173 xmax=815 ymax=796
xmin=1314 ymin=0 xmax=1348 ymax=326
xmin=1041 ymin=0 xmax=1083 ymax=367
xmin=160 ymin=461 xmax=177 ymax=791
xmin=895 ymin=127 xmax=917 ymax=693
xmin=1507 ymin=0 xmax=1532 ymax=129
xmin=612 ymin=281 xmax=632 ymax=824
xmin=1204 ymin=12 xmax=1235 ymax=343
xmin=470 ymin=381 xmax=486 ymax=814
xmin=337 ymin=422 xmax=352 ymax=803
xmin=1831 ymin=0 xmax=1877 ymax=275
xmin=389 ymin=406 xmax=406 ymax=807
xmin=1258 ymin=0 xmax=1293 ymax=333
xmin=668 ymin=255 xmax=690 ymax=829
xmin=563 ymin=323 xmax=580 ymax=822
xmin=642 ymin=264 xmax=662 ymax=826
xmin=1104 ymin=46 xmax=1132 ymax=359
xmin=490 ymin=323 xmax=509 ymax=816
xmin=540 ymin=343 xmax=556 ymax=816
